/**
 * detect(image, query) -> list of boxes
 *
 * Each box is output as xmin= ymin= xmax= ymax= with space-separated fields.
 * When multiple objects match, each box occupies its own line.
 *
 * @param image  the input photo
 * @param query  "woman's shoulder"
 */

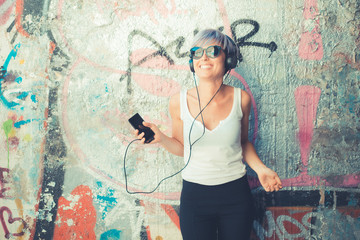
xmin=239 ymin=88 xmax=251 ymax=110
xmin=227 ymin=85 xmax=249 ymax=99
xmin=168 ymin=91 xmax=181 ymax=118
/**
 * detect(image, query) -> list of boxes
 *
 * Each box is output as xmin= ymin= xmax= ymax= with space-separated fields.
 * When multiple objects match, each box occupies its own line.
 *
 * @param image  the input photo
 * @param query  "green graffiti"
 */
xmin=2 ymin=119 xmax=13 ymax=168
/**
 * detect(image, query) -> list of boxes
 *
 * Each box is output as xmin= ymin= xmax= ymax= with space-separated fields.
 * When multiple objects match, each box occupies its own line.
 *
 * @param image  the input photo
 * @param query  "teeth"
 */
xmin=200 ymin=65 xmax=211 ymax=69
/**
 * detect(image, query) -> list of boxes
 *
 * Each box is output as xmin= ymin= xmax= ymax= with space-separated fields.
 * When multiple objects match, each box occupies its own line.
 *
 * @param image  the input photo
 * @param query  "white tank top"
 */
xmin=180 ymin=87 xmax=247 ymax=185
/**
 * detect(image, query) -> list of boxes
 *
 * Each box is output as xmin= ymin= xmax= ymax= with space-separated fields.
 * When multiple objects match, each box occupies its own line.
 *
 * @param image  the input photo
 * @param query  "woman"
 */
xmin=135 ymin=29 xmax=282 ymax=240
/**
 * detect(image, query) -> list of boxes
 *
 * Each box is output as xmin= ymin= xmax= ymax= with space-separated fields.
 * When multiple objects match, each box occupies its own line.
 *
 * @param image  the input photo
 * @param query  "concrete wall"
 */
xmin=0 ymin=0 xmax=359 ymax=239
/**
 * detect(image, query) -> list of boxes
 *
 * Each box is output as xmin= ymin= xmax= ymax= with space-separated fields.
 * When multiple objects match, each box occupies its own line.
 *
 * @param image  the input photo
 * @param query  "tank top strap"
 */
xmin=236 ymin=88 xmax=243 ymax=118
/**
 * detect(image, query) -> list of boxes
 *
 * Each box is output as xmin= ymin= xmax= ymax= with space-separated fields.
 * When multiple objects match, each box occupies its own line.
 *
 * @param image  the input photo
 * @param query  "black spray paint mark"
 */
xmin=22 ymin=0 xmax=50 ymax=36
xmin=33 ymin=30 xmax=70 ymax=240
xmin=120 ymin=30 xmax=187 ymax=94
xmin=231 ymin=19 xmax=277 ymax=58
xmin=119 ymin=19 xmax=278 ymax=94
xmin=33 ymin=86 xmax=67 ymax=240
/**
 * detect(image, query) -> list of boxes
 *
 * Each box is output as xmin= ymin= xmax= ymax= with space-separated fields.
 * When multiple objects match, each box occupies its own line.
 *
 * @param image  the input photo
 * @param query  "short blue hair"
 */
xmin=191 ymin=29 xmax=240 ymax=59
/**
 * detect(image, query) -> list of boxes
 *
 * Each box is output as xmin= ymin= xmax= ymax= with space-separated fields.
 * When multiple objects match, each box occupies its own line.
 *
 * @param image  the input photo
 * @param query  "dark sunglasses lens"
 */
xmin=206 ymin=46 xmax=221 ymax=58
xmin=193 ymin=48 xmax=204 ymax=59
xmin=190 ymin=46 xmax=221 ymax=59
xmin=190 ymin=47 xmax=202 ymax=59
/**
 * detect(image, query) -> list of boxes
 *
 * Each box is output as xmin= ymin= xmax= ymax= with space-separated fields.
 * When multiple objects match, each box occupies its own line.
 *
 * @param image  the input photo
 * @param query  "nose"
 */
xmin=200 ymin=52 xmax=209 ymax=60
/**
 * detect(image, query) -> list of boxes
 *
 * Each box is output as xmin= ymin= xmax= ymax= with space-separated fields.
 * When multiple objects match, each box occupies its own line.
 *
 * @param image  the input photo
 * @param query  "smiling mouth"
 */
xmin=200 ymin=65 xmax=212 ymax=69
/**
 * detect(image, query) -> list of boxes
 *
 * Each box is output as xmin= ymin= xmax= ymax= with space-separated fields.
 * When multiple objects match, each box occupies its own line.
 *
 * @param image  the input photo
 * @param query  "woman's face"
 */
xmin=192 ymin=41 xmax=226 ymax=80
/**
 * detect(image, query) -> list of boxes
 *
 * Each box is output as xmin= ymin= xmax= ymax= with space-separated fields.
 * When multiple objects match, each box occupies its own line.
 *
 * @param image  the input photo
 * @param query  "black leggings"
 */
xmin=180 ymin=176 xmax=254 ymax=240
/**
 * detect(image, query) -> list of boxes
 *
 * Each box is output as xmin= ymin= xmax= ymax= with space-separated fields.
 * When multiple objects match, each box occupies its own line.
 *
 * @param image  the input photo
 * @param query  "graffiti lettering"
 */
xmin=0 ymin=206 xmax=28 ymax=239
xmin=254 ymin=209 xmax=319 ymax=240
xmin=255 ymin=207 xmax=360 ymax=240
xmin=120 ymin=29 xmax=186 ymax=94
xmin=231 ymin=19 xmax=277 ymax=58
xmin=120 ymin=19 xmax=277 ymax=94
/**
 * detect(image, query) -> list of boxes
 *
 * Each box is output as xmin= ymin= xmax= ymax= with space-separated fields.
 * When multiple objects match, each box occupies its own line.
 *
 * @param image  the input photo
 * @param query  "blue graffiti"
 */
xmin=96 ymin=181 xmax=118 ymax=219
xmin=100 ymin=229 xmax=122 ymax=240
xmin=1 ymin=43 xmax=39 ymax=128
xmin=1 ymin=43 xmax=22 ymax=109
xmin=14 ymin=119 xmax=34 ymax=128
xmin=16 ymin=91 xmax=29 ymax=100
xmin=0 ymin=43 xmax=37 ymax=110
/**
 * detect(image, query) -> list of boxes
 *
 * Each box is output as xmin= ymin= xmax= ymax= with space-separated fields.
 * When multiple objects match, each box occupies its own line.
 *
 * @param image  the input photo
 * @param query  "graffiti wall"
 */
xmin=0 ymin=0 xmax=359 ymax=239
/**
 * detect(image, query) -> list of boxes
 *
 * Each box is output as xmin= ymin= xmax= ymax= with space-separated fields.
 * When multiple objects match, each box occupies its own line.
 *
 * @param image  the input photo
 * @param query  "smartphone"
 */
xmin=128 ymin=113 xmax=155 ymax=143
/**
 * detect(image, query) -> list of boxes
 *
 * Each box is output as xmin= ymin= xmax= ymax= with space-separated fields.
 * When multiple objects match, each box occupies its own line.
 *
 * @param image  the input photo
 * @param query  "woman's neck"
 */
xmin=195 ymin=78 xmax=225 ymax=104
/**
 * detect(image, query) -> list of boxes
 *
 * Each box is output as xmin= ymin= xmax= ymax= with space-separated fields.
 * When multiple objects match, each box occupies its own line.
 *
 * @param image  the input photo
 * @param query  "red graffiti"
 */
xmin=255 ymin=207 xmax=316 ymax=240
xmin=15 ymin=0 xmax=30 ymax=37
xmin=0 ymin=206 xmax=27 ymax=239
xmin=161 ymin=204 xmax=180 ymax=230
xmin=53 ymin=185 xmax=96 ymax=240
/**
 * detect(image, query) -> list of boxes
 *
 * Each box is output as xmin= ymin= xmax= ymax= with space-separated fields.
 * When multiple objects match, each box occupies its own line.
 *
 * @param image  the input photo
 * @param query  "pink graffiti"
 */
xmin=295 ymin=85 xmax=321 ymax=169
xmin=132 ymin=73 xmax=180 ymax=97
xmin=248 ymin=83 xmax=359 ymax=189
xmin=216 ymin=0 xmax=232 ymax=36
xmin=130 ymin=49 xmax=181 ymax=97
xmin=280 ymin=85 xmax=322 ymax=187
xmin=298 ymin=0 xmax=323 ymax=60
xmin=53 ymin=185 xmax=96 ymax=240
xmin=279 ymin=86 xmax=360 ymax=188
xmin=113 ymin=0 xmax=177 ymax=24
xmin=0 ymin=0 xmax=15 ymax=25
xmin=0 ymin=206 xmax=28 ymax=239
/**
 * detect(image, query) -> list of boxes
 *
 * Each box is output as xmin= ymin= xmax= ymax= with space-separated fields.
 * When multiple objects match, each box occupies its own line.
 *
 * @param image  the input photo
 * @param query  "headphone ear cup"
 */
xmin=225 ymin=54 xmax=237 ymax=71
xmin=189 ymin=58 xmax=195 ymax=72
xmin=224 ymin=35 xmax=240 ymax=71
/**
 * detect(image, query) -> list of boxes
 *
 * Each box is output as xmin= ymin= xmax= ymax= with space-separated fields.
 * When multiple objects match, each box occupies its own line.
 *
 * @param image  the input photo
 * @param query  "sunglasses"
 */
xmin=190 ymin=45 xmax=222 ymax=60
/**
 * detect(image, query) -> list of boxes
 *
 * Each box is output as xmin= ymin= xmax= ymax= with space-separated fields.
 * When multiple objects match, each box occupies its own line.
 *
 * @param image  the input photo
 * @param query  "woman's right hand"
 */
xmin=134 ymin=122 xmax=163 ymax=144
